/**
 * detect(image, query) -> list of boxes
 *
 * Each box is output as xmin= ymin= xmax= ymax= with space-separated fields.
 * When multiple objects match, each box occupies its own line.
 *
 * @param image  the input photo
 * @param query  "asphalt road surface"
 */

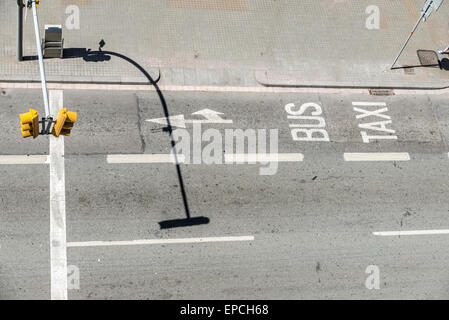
xmin=2 ymin=87 xmax=449 ymax=299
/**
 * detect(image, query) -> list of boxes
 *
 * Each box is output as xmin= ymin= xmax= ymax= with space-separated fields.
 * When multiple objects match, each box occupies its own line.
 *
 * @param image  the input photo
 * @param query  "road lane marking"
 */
xmin=285 ymin=102 xmax=330 ymax=142
xmin=352 ymin=102 xmax=398 ymax=143
xmin=107 ymin=153 xmax=303 ymax=164
xmin=352 ymin=102 xmax=387 ymax=107
xmin=0 ymin=155 xmax=49 ymax=164
xmin=373 ymin=229 xmax=449 ymax=236
xmin=107 ymin=154 xmax=186 ymax=164
xmin=146 ymin=108 xmax=233 ymax=128
xmin=67 ymin=235 xmax=255 ymax=247
xmin=224 ymin=153 xmax=304 ymax=163
xmin=49 ymin=90 xmax=68 ymax=300
xmin=344 ymin=152 xmax=410 ymax=161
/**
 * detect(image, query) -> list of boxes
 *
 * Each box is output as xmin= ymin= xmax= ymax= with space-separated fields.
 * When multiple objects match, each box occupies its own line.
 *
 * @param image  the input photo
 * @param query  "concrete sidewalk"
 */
xmin=1 ymin=0 xmax=449 ymax=88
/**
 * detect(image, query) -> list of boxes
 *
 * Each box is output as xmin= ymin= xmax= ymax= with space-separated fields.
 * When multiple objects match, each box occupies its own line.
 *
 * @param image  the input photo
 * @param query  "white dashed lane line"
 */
xmin=224 ymin=153 xmax=304 ymax=163
xmin=67 ymin=236 xmax=255 ymax=248
xmin=0 ymin=152 xmax=420 ymax=164
xmin=107 ymin=153 xmax=304 ymax=164
xmin=373 ymin=229 xmax=449 ymax=236
xmin=0 ymin=155 xmax=49 ymax=164
xmin=344 ymin=152 xmax=411 ymax=162
xmin=107 ymin=154 xmax=186 ymax=164
xmin=352 ymin=102 xmax=387 ymax=107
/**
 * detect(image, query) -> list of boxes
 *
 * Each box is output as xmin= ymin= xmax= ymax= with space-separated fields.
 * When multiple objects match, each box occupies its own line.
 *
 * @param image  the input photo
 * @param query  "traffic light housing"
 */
xmin=52 ymin=107 xmax=77 ymax=137
xmin=19 ymin=109 xmax=39 ymax=138
xmin=25 ymin=0 xmax=39 ymax=8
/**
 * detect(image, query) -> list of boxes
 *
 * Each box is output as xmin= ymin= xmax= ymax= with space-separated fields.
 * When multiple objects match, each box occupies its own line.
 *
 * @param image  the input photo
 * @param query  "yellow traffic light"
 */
xmin=52 ymin=107 xmax=77 ymax=137
xmin=26 ymin=0 xmax=39 ymax=8
xmin=19 ymin=109 xmax=39 ymax=138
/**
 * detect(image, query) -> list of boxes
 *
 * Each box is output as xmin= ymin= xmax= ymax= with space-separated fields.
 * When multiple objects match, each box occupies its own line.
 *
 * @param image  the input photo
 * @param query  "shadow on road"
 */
xmin=61 ymin=41 xmax=209 ymax=229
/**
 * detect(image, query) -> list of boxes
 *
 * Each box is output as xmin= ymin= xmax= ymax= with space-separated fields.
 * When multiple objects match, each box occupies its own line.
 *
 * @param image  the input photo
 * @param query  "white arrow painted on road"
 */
xmin=146 ymin=114 xmax=187 ymax=128
xmin=190 ymin=108 xmax=231 ymax=122
xmin=146 ymin=108 xmax=233 ymax=128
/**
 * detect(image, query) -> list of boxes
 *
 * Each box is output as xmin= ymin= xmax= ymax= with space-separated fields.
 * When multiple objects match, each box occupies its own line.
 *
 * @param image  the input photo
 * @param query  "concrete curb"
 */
xmin=254 ymin=70 xmax=449 ymax=91
xmin=0 ymin=68 xmax=162 ymax=86
xmin=3 ymin=81 xmax=449 ymax=96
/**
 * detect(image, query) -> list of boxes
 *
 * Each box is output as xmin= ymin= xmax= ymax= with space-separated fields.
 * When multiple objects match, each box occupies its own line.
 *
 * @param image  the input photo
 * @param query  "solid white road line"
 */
xmin=67 ymin=235 xmax=255 ymax=248
xmin=49 ymin=90 xmax=68 ymax=300
xmin=352 ymin=102 xmax=387 ymax=106
xmin=224 ymin=153 xmax=304 ymax=163
xmin=373 ymin=229 xmax=449 ymax=236
xmin=107 ymin=153 xmax=304 ymax=164
xmin=0 ymin=155 xmax=48 ymax=164
xmin=344 ymin=152 xmax=410 ymax=162
xmin=107 ymin=154 xmax=186 ymax=164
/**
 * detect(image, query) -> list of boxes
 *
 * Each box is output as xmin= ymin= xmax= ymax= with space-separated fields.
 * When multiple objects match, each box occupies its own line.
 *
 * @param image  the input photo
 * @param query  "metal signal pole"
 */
xmin=17 ymin=0 xmax=23 ymax=61
xmin=30 ymin=0 xmax=50 ymax=119
xmin=390 ymin=2 xmax=432 ymax=69
xmin=390 ymin=0 xmax=445 ymax=69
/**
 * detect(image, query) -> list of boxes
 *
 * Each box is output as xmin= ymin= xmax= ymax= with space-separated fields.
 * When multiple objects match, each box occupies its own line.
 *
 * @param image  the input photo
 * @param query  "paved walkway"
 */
xmin=1 ymin=0 xmax=449 ymax=88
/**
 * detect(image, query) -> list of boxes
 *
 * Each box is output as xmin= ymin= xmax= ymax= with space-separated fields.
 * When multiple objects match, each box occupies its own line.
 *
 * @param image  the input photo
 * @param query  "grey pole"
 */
xmin=30 ymin=0 xmax=50 ymax=118
xmin=390 ymin=3 xmax=432 ymax=69
xmin=17 ymin=0 xmax=23 ymax=61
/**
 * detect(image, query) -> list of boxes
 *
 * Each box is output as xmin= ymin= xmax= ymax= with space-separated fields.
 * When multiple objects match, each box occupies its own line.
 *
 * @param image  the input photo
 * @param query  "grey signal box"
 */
xmin=42 ymin=25 xmax=64 ymax=58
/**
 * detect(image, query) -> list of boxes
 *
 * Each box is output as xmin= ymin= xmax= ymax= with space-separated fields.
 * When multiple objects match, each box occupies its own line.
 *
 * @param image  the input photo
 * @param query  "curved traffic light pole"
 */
xmin=28 ymin=0 xmax=54 ymax=134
